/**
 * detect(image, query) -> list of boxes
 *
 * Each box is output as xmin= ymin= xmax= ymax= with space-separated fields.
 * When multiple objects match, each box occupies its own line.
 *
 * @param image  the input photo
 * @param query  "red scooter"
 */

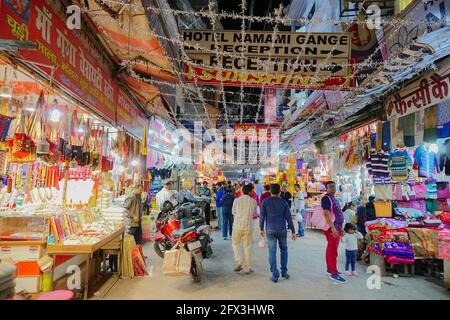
xmin=154 ymin=210 xmax=213 ymax=282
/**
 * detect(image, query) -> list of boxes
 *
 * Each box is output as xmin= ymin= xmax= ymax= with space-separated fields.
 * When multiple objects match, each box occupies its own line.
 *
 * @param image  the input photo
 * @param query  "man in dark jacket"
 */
xmin=221 ymin=188 xmax=235 ymax=240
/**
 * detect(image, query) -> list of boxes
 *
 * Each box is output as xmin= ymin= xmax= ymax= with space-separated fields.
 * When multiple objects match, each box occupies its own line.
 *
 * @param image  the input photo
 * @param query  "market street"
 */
xmin=102 ymin=228 xmax=449 ymax=300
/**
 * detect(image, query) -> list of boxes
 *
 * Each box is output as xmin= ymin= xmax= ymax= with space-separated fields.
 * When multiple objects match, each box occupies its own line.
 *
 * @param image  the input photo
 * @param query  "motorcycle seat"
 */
xmin=171 ymin=226 xmax=196 ymax=239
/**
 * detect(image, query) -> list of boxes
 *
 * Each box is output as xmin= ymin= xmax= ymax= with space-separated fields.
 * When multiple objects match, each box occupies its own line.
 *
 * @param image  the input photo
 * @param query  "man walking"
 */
xmin=260 ymin=184 xmax=296 ymax=282
xmin=232 ymin=184 xmax=257 ymax=274
xmin=321 ymin=181 xmax=346 ymax=283
xmin=215 ymin=182 xmax=226 ymax=230
xmin=293 ymin=184 xmax=305 ymax=237
xmin=124 ymin=184 xmax=145 ymax=245
xmin=221 ymin=188 xmax=235 ymax=240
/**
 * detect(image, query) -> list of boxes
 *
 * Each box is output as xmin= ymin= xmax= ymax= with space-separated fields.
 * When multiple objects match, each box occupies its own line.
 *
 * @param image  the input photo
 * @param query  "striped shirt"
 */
xmin=389 ymin=150 xmax=411 ymax=182
xmin=232 ymin=195 xmax=257 ymax=231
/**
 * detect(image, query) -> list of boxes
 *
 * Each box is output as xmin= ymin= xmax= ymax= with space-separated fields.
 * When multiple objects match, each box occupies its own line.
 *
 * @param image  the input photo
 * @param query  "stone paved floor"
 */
xmin=102 ymin=226 xmax=450 ymax=300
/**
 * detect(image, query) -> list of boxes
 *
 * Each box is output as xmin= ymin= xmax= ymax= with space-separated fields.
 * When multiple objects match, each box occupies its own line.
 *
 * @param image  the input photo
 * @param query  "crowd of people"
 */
xmin=124 ymin=178 xmax=374 ymax=284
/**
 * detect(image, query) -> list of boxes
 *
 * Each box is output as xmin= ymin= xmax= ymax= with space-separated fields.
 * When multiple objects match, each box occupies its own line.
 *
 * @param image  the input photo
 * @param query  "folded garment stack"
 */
xmin=0 ymin=262 xmax=16 ymax=300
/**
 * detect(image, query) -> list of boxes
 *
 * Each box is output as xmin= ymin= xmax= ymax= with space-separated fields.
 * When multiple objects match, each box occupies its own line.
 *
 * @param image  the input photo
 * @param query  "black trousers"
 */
xmin=129 ymin=225 xmax=142 ymax=245
xmin=204 ymin=203 xmax=211 ymax=225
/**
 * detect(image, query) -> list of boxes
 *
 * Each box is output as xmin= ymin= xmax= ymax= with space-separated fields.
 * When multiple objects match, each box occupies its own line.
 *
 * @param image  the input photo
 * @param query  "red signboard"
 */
xmin=183 ymin=64 xmax=355 ymax=91
xmin=0 ymin=0 xmax=146 ymax=138
xmin=117 ymin=89 xmax=146 ymax=139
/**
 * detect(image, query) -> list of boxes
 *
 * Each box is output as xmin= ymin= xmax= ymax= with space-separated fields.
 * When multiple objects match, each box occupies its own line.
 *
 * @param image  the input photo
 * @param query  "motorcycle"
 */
xmin=154 ymin=210 xmax=212 ymax=282
xmin=154 ymin=197 xmax=213 ymax=282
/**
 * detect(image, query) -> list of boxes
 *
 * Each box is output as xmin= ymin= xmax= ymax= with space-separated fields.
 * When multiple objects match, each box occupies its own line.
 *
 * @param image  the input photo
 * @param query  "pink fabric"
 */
xmin=438 ymin=199 xmax=450 ymax=212
xmin=413 ymin=183 xmax=427 ymax=200
xmin=437 ymin=182 xmax=450 ymax=199
xmin=384 ymin=255 xmax=414 ymax=265
xmin=397 ymin=200 xmax=426 ymax=213
xmin=37 ymin=290 xmax=74 ymax=300
xmin=393 ymin=185 xmax=403 ymax=201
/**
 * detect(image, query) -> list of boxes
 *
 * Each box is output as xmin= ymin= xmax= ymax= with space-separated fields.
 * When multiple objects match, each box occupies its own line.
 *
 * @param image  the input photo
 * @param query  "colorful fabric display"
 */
xmin=426 ymin=199 xmax=438 ymax=213
xmin=413 ymin=183 xmax=427 ymax=199
xmin=407 ymin=227 xmax=440 ymax=259
xmin=394 ymin=207 xmax=425 ymax=220
xmin=426 ymin=182 xmax=437 ymax=199
xmin=414 ymin=145 xmax=439 ymax=178
xmin=438 ymin=229 xmax=450 ymax=260
xmin=374 ymin=185 xmax=393 ymax=201
xmin=385 ymin=255 xmax=414 ymax=264
xmin=389 ymin=149 xmax=412 ymax=182
xmin=422 ymin=218 xmax=443 ymax=228
xmin=437 ymin=182 xmax=450 ymax=199
xmin=393 ymin=184 xmax=415 ymax=201
xmin=365 ymin=218 xmax=408 ymax=233
xmin=382 ymin=242 xmax=414 ymax=259
xmin=397 ymin=200 xmax=427 ymax=213
xmin=374 ymin=201 xmax=393 ymax=218
xmin=438 ymin=212 xmax=450 ymax=224
xmin=438 ymin=199 xmax=450 ymax=212
xmin=368 ymin=152 xmax=391 ymax=184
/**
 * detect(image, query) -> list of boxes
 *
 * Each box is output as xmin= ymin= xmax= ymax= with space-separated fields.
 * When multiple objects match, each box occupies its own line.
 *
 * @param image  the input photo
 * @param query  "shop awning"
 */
xmin=287 ymin=26 xmax=450 ymax=150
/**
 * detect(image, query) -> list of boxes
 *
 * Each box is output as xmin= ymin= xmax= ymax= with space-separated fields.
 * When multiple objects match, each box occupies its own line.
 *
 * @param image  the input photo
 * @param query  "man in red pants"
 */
xmin=321 ymin=181 xmax=346 ymax=283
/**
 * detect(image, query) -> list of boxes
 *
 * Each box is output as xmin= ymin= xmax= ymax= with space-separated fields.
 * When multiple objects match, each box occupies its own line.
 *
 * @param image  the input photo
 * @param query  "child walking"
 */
xmin=342 ymin=223 xmax=363 ymax=276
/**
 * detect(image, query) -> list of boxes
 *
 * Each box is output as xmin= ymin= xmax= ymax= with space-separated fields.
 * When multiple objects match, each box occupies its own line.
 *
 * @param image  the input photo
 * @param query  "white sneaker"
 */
xmin=343 ymin=270 xmax=351 ymax=276
xmin=351 ymin=271 xmax=359 ymax=276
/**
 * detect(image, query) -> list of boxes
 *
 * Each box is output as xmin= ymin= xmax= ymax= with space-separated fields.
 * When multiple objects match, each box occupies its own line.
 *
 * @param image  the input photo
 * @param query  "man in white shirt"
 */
xmin=232 ymin=184 xmax=257 ymax=274
xmin=293 ymin=184 xmax=305 ymax=237
xmin=156 ymin=181 xmax=174 ymax=209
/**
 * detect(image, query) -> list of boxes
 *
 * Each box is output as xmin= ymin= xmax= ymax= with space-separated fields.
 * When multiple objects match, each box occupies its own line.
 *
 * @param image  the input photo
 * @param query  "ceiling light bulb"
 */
xmin=0 ymin=85 xmax=12 ymax=99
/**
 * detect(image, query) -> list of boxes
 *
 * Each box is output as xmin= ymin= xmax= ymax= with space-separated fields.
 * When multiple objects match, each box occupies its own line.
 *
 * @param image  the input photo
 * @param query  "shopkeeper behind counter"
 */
xmin=124 ymin=184 xmax=145 ymax=245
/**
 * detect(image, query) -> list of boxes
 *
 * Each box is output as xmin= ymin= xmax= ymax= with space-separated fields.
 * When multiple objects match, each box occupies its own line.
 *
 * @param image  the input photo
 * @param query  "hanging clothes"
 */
xmin=423 ymin=106 xmax=437 ymax=143
xmin=413 ymin=144 xmax=439 ymax=179
xmin=439 ymin=139 xmax=450 ymax=176
xmin=382 ymin=121 xmax=391 ymax=151
xmin=389 ymin=149 xmax=412 ymax=182
xmin=437 ymin=100 xmax=450 ymax=139
xmin=368 ymin=152 xmax=391 ymax=184
xmin=398 ymin=112 xmax=416 ymax=147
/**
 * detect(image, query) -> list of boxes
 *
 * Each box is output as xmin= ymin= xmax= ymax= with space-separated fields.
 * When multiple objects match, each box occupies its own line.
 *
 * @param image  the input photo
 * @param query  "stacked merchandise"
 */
xmin=141 ymin=210 xmax=159 ymax=241
xmin=366 ymin=218 xmax=414 ymax=264
xmin=0 ymin=262 xmax=16 ymax=299
xmin=121 ymin=235 xmax=148 ymax=278
xmin=48 ymin=209 xmax=123 ymax=245
xmin=100 ymin=207 xmax=128 ymax=225
xmin=97 ymin=189 xmax=113 ymax=209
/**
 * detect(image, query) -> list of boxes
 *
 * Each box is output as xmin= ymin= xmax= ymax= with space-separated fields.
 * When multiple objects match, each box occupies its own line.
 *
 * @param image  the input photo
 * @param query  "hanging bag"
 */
xmin=310 ymin=195 xmax=335 ymax=231
xmin=162 ymin=242 xmax=192 ymax=276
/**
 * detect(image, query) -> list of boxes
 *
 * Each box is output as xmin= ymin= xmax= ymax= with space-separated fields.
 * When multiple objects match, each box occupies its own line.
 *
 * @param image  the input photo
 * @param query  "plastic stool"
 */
xmin=37 ymin=290 xmax=74 ymax=300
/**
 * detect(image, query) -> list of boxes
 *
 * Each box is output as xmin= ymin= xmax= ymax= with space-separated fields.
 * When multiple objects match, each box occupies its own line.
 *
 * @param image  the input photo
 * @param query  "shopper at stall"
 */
xmin=124 ymin=184 xmax=144 ymax=245
xmin=280 ymin=185 xmax=293 ymax=208
xmin=232 ymin=184 xmax=257 ymax=273
xmin=260 ymin=184 xmax=296 ymax=283
xmin=255 ymin=179 xmax=263 ymax=201
xmin=215 ymin=182 xmax=226 ymax=230
xmin=342 ymin=223 xmax=364 ymax=276
xmin=221 ymin=188 xmax=235 ymax=240
xmin=155 ymin=181 xmax=174 ymax=209
xmin=321 ymin=181 xmax=346 ymax=284
xmin=293 ymin=184 xmax=305 ymax=237
xmin=260 ymin=185 xmax=271 ymax=202
xmin=343 ymin=202 xmax=357 ymax=225
xmin=198 ymin=181 xmax=212 ymax=225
